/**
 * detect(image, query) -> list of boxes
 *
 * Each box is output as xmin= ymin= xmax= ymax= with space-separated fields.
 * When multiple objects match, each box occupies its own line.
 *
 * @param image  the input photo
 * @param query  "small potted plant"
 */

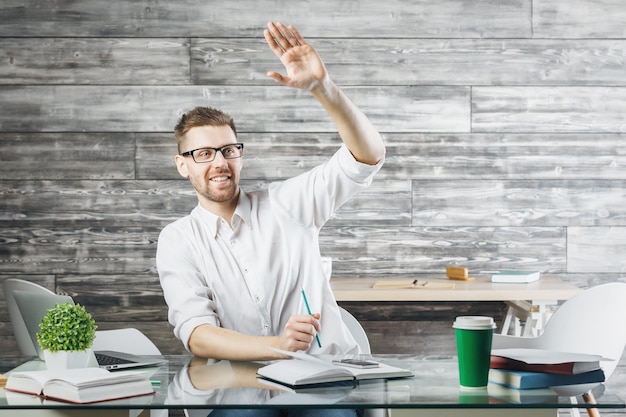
xmin=36 ymin=302 xmax=98 ymax=370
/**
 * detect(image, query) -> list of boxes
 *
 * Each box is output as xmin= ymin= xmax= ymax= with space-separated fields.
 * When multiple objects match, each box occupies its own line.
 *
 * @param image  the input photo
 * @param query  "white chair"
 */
xmin=339 ymin=306 xmax=387 ymax=417
xmin=492 ymin=282 xmax=626 ymax=417
xmin=340 ymin=306 xmax=371 ymax=354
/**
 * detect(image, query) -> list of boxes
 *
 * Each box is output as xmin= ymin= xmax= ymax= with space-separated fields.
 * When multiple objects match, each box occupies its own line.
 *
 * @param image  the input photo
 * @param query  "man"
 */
xmin=157 ymin=21 xmax=385 ymax=362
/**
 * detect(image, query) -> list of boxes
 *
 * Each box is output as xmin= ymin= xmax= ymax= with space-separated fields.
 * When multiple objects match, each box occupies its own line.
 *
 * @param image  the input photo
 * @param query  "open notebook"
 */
xmin=257 ymin=348 xmax=414 ymax=389
xmin=14 ymin=290 xmax=164 ymax=371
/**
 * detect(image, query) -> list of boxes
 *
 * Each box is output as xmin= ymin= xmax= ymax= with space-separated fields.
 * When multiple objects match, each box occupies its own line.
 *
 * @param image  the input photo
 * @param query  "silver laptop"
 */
xmin=13 ymin=290 xmax=165 ymax=370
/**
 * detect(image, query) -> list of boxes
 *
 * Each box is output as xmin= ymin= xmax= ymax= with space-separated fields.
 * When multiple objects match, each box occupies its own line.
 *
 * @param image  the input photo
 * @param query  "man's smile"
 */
xmin=210 ymin=175 xmax=230 ymax=183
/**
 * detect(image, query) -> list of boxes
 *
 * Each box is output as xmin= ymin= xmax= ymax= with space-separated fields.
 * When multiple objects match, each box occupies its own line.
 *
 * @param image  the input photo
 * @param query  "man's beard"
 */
xmin=199 ymin=181 xmax=239 ymax=203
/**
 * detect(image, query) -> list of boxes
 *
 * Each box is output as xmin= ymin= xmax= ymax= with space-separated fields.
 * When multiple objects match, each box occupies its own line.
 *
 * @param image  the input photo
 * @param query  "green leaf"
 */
xmin=36 ymin=303 xmax=97 ymax=352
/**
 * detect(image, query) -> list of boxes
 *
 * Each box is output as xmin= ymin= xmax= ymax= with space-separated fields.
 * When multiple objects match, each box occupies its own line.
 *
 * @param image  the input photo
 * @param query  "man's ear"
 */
xmin=174 ymin=155 xmax=189 ymax=178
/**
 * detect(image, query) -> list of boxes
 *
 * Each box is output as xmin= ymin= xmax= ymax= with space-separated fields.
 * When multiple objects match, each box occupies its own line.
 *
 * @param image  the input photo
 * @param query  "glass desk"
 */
xmin=0 ymin=354 xmax=623 ymax=416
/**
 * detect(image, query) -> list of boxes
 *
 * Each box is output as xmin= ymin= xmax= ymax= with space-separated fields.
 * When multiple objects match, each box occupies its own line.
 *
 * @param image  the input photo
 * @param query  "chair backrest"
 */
xmin=493 ymin=282 xmax=626 ymax=380
xmin=339 ymin=306 xmax=371 ymax=354
xmin=3 ymin=278 xmax=74 ymax=356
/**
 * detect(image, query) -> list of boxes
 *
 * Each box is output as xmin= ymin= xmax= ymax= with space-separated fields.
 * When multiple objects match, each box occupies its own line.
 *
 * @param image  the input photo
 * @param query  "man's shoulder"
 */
xmin=159 ymin=206 xmax=204 ymax=234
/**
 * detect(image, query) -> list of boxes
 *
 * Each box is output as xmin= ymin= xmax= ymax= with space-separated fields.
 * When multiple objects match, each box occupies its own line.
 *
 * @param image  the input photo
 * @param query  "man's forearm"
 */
xmin=311 ymin=77 xmax=385 ymax=166
xmin=188 ymin=324 xmax=284 ymax=361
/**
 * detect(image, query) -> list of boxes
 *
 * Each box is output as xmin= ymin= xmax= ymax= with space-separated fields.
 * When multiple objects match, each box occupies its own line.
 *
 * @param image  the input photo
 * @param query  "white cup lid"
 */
xmin=453 ymin=316 xmax=496 ymax=330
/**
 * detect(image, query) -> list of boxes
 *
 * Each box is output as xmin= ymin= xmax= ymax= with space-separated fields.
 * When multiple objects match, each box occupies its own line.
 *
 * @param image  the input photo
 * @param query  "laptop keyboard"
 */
xmin=95 ymin=352 xmax=136 ymax=366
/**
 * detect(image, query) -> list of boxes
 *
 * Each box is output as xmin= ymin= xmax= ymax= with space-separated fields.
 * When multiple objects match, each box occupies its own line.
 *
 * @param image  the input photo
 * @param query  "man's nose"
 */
xmin=213 ymin=149 xmax=229 ymax=164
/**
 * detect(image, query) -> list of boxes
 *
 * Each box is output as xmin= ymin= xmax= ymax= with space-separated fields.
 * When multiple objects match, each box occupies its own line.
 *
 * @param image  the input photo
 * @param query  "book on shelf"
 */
xmin=491 ymin=348 xmax=605 ymax=375
xmin=488 ymin=368 xmax=605 ymax=390
xmin=491 ymin=271 xmax=541 ymax=283
xmin=256 ymin=349 xmax=413 ymax=389
xmin=4 ymin=367 xmax=154 ymax=404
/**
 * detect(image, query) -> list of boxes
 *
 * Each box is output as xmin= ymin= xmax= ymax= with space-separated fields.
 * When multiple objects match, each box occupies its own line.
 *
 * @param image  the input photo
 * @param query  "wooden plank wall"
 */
xmin=1 ymin=0 xmax=626 ymax=410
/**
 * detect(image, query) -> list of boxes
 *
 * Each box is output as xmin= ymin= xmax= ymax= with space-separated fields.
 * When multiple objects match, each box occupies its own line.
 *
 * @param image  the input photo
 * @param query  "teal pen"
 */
xmin=301 ymin=288 xmax=322 ymax=348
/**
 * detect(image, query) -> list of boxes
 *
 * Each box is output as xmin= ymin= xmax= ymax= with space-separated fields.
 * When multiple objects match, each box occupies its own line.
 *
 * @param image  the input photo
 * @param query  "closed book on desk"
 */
xmin=257 ymin=349 xmax=413 ymax=389
xmin=5 ymin=367 xmax=154 ymax=403
xmin=491 ymin=271 xmax=540 ymax=283
xmin=488 ymin=368 xmax=605 ymax=390
xmin=491 ymin=348 xmax=603 ymax=375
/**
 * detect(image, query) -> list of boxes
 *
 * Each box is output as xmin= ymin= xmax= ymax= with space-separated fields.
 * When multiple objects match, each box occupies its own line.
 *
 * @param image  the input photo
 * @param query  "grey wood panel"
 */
xmin=473 ymin=87 xmax=626 ymax=133
xmin=0 ymin=180 xmax=196 ymax=223
xmin=0 ymin=225 xmax=563 ymax=275
xmin=0 ymin=0 xmax=530 ymax=38
xmin=412 ymin=180 xmax=626 ymax=227
xmin=561 ymin=273 xmax=626 ymax=289
xmin=136 ymin=133 xmax=179 ymax=180
xmin=0 ymin=86 xmax=470 ymax=133
xmin=57 ymin=274 xmax=167 ymax=322
xmin=535 ymin=0 xmax=626 ymax=38
xmin=0 ymin=180 xmax=409 ymax=226
xmin=192 ymin=38 xmax=626 ymax=86
xmin=385 ymin=133 xmax=626 ymax=180
xmin=138 ymin=132 xmax=626 ymax=181
xmin=340 ymin=301 xmax=508 ymax=354
xmin=6 ymin=131 xmax=626 ymax=182
xmin=11 ymin=37 xmax=623 ymax=87
xmin=0 ymin=224 xmax=161 ymax=275
xmin=319 ymin=226 xmax=566 ymax=276
xmin=0 ymin=38 xmax=190 ymax=85
xmin=568 ymin=227 xmax=626 ymax=273
xmin=327 ymin=181 xmax=412 ymax=227
xmin=0 ymin=133 xmax=135 ymax=180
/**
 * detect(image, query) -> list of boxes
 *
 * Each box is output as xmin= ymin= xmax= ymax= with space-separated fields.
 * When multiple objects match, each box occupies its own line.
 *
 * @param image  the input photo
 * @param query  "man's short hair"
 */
xmin=174 ymin=107 xmax=237 ymax=152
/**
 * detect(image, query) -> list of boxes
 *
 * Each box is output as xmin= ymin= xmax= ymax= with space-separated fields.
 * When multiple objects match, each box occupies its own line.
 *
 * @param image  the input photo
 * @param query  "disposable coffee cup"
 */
xmin=453 ymin=316 xmax=496 ymax=390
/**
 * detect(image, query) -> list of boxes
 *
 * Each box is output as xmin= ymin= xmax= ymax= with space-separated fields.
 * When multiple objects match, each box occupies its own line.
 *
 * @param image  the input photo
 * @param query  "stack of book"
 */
xmin=488 ymin=348 xmax=606 ymax=390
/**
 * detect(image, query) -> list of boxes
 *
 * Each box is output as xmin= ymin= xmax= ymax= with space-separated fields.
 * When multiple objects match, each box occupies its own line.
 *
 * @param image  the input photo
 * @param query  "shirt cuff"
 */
xmin=337 ymin=144 xmax=384 ymax=184
xmin=179 ymin=316 xmax=219 ymax=353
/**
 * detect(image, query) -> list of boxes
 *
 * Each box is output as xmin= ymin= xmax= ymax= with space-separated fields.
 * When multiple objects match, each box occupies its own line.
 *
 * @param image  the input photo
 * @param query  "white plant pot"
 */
xmin=43 ymin=349 xmax=92 ymax=371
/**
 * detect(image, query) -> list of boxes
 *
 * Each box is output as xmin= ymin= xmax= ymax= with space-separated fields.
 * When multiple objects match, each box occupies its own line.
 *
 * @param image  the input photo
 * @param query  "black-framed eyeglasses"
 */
xmin=180 ymin=143 xmax=244 ymax=163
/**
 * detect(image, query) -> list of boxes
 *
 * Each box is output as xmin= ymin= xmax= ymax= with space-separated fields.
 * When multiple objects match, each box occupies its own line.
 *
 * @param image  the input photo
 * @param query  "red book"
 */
xmin=490 ymin=348 xmax=604 ymax=375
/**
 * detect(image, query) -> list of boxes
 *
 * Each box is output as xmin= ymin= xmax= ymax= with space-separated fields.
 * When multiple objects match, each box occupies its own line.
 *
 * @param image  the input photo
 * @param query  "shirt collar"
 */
xmin=233 ymin=191 xmax=251 ymax=229
xmin=192 ymin=190 xmax=251 ymax=237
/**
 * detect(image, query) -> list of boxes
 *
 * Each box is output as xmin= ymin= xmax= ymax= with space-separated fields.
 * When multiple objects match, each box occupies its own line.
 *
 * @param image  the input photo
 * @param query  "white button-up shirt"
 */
xmin=157 ymin=145 xmax=383 ymax=354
